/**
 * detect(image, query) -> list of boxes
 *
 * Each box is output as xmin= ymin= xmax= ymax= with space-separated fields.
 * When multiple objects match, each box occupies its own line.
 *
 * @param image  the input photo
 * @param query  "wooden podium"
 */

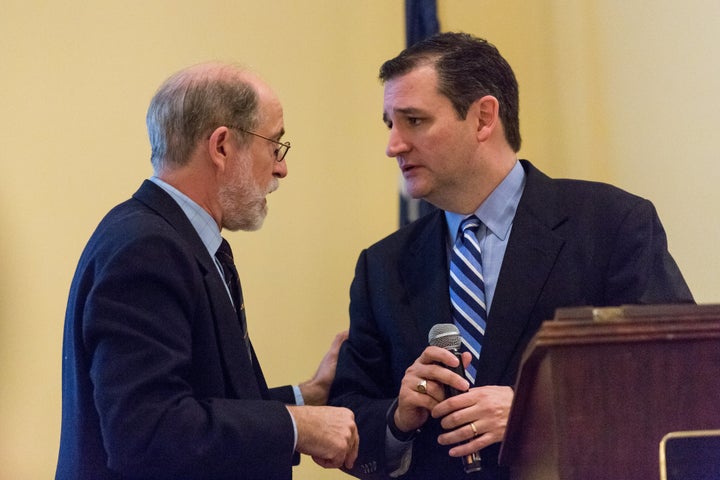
xmin=499 ymin=304 xmax=720 ymax=480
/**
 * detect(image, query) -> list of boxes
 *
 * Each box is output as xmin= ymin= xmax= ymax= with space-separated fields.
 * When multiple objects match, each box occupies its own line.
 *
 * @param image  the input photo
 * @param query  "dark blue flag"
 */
xmin=400 ymin=0 xmax=440 ymax=226
xmin=405 ymin=0 xmax=440 ymax=46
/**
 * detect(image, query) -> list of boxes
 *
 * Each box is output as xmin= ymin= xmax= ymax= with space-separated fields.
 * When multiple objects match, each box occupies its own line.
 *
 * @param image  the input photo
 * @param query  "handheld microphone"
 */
xmin=428 ymin=323 xmax=482 ymax=474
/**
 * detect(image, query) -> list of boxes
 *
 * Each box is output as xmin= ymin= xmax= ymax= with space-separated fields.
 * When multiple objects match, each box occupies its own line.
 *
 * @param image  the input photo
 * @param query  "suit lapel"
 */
xmin=205 ymin=272 xmax=266 ymax=399
xmin=133 ymin=180 xmax=266 ymax=399
xmin=399 ymin=212 xmax=453 ymax=348
xmin=476 ymin=161 xmax=567 ymax=385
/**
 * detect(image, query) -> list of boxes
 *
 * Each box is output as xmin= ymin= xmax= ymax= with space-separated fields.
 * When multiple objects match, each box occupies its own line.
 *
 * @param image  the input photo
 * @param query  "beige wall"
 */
xmin=1 ymin=1 xmax=717 ymax=478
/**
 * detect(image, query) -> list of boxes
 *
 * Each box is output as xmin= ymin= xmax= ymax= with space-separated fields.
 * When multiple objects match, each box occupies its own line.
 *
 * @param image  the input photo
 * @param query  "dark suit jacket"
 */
xmin=57 ymin=180 xmax=297 ymax=480
xmin=329 ymin=160 xmax=694 ymax=480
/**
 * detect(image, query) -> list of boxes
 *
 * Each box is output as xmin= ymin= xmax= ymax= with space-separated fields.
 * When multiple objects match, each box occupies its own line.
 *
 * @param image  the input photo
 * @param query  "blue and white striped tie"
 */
xmin=449 ymin=215 xmax=487 ymax=384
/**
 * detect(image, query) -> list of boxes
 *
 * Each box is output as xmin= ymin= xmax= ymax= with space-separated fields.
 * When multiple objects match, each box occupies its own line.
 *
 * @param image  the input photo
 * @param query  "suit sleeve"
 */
xmin=269 ymin=385 xmax=297 ymax=404
xmin=83 ymin=233 xmax=295 ymax=479
xmin=329 ymin=249 xmax=396 ymax=479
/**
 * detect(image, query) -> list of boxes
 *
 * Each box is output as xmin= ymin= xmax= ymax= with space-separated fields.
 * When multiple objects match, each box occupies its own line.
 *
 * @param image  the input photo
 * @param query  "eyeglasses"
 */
xmin=228 ymin=126 xmax=291 ymax=162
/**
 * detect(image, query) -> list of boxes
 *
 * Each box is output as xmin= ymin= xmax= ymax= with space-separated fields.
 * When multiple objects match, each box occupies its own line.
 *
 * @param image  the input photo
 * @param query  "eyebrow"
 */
xmin=383 ymin=107 xmax=427 ymax=124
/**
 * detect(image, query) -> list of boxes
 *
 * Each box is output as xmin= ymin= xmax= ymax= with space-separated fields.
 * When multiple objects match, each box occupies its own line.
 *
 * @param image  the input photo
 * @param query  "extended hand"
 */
xmin=288 ymin=405 xmax=359 ymax=469
xmin=299 ymin=330 xmax=348 ymax=406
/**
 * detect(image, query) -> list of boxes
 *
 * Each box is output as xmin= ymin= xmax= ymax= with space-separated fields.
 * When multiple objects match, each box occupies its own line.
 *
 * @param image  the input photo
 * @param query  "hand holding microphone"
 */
xmin=394 ymin=324 xmax=510 ymax=473
xmin=392 ymin=328 xmax=471 ymax=436
xmin=427 ymin=324 xmax=483 ymax=474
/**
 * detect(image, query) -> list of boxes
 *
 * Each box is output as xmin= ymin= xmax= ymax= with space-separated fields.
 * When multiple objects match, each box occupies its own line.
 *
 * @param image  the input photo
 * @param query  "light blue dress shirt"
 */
xmin=444 ymin=160 xmax=526 ymax=314
xmin=148 ymin=176 xmax=223 ymax=274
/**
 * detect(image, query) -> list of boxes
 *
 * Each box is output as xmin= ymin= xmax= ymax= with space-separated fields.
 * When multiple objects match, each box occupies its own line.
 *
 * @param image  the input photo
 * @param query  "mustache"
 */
xmin=266 ymin=178 xmax=279 ymax=195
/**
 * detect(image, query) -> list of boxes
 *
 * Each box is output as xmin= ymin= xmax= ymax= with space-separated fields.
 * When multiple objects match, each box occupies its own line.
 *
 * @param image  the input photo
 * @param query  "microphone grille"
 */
xmin=428 ymin=323 xmax=462 ymax=350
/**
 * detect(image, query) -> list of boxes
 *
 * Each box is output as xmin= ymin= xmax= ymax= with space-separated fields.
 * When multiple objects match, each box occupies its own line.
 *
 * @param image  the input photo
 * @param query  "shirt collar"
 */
xmin=445 ymin=160 xmax=526 ymax=242
xmin=148 ymin=176 xmax=222 ymax=257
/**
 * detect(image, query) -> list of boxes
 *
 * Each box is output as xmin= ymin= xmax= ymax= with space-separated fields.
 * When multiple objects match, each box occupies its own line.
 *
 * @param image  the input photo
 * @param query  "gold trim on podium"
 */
xmin=659 ymin=429 xmax=720 ymax=480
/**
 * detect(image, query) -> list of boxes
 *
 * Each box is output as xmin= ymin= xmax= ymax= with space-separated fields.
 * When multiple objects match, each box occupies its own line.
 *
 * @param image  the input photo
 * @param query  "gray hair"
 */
xmin=146 ymin=63 xmax=260 ymax=172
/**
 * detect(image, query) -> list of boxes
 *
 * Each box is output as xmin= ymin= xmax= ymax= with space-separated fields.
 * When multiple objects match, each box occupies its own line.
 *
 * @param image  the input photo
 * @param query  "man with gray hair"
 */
xmin=56 ymin=62 xmax=358 ymax=479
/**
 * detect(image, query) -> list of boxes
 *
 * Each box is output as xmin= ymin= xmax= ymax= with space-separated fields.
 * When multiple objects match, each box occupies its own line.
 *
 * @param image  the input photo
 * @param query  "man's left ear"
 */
xmin=471 ymin=95 xmax=500 ymax=142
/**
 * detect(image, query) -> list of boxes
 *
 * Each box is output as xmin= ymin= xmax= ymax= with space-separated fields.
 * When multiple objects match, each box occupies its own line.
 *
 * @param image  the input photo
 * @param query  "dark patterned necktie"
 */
xmin=449 ymin=216 xmax=487 ymax=384
xmin=215 ymin=238 xmax=250 ymax=354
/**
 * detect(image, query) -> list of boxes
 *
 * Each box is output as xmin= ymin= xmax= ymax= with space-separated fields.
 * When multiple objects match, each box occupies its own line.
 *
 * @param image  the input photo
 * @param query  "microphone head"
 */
xmin=428 ymin=323 xmax=462 ymax=350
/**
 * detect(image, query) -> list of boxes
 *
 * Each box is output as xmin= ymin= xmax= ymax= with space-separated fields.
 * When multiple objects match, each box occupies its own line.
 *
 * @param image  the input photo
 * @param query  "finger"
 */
xmin=447 ymin=432 xmax=489 ymax=458
xmin=408 ymin=364 xmax=469 ymax=395
xmin=431 ymin=390 xmax=477 ymax=419
xmin=461 ymin=351 xmax=472 ymax=368
xmin=417 ymin=346 xmax=462 ymax=367
xmin=332 ymin=330 xmax=349 ymax=347
xmin=324 ymin=331 xmax=347 ymax=358
xmin=313 ymin=455 xmax=341 ymax=469
xmin=437 ymin=421 xmax=477 ymax=445
xmin=413 ymin=378 xmax=449 ymax=404
xmin=413 ymin=378 xmax=427 ymax=398
xmin=402 ymin=379 xmax=442 ymax=408
xmin=345 ymin=432 xmax=359 ymax=469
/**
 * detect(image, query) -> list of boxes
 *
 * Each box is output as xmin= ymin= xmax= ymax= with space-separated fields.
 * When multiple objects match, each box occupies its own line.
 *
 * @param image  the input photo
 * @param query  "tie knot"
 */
xmin=459 ymin=215 xmax=481 ymax=235
xmin=216 ymin=238 xmax=234 ymax=263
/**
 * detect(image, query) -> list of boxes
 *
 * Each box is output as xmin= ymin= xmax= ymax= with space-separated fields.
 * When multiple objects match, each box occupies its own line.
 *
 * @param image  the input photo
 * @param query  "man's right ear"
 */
xmin=207 ymin=126 xmax=232 ymax=170
xmin=472 ymin=95 xmax=500 ymax=143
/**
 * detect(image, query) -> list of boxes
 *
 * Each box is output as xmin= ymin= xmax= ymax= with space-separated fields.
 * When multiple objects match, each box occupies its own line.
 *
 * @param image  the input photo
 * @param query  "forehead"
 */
xmin=383 ymin=65 xmax=453 ymax=117
xmin=253 ymin=80 xmax=284 ymax=133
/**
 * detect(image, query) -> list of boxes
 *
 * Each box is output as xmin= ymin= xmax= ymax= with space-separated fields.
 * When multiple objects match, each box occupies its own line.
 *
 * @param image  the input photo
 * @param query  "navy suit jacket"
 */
xmin=329 ymin=160 xmax=693 ymax=479
xmin=57 ymin=180 xmax=297 ymax=480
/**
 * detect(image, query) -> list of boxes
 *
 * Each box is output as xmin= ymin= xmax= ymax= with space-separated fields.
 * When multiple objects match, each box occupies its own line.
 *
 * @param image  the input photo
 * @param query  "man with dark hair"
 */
xmin=57 ymin=62 xmax=358 ymax=479
xmin=329 ymin=32 xmax=693 ymax=479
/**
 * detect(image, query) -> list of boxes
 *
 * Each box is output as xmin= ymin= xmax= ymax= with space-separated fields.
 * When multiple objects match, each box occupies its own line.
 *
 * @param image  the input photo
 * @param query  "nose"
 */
xmin=273 ymin=159 xmax=288 ymax=179
xmin=385 ymin=127 xmax=409 ymax=158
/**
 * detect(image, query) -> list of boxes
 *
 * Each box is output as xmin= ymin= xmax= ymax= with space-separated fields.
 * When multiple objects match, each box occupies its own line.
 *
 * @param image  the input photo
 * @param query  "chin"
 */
xmin=244 ymin=211 xmax=267 ymax=232
xmin=402 ymin=176 xmax=427 ymax=197
xmin=224 ymin=208 xmax=267 ymax=232
xmin=406 ymin=186 xmax=430 ymax=201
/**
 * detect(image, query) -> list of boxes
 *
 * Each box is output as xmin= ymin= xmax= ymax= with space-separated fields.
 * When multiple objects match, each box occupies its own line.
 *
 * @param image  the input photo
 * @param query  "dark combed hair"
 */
xmin=379 ymin=32 xmax=521 ymax=152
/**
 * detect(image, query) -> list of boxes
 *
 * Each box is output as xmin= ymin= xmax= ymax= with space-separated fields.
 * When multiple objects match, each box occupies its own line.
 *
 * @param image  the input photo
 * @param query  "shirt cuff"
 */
xmin=385 ymin=426 xmax=414 ymax=477
xmin=285 ymin=406 xmax=298 ymax=451
xmin=385 ymin=398 xmax=416 ymax=477
xmin=292 ymin=385 xmax=304 ymax=406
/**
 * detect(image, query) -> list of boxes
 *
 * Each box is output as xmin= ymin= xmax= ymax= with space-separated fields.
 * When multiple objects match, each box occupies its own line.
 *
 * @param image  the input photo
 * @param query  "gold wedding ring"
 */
xmin=416 ymin=379 xmax=428 ymax=394
xmin=469 ymin=422 xmax=479 ymax=437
